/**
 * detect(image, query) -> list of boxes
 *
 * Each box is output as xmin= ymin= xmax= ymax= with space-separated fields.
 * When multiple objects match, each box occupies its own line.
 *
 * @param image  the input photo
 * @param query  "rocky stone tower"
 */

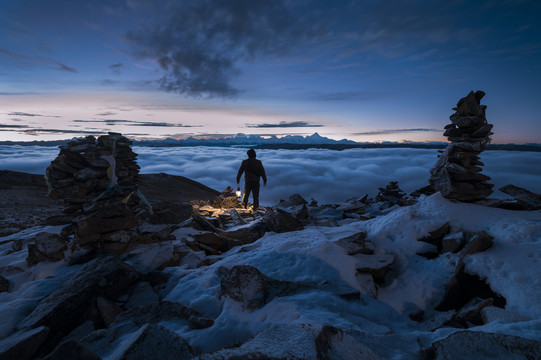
xmin=429 ymin=91 xmax=494 ymax=201
xmin=46 ymin=132 xmax=151 ymax=252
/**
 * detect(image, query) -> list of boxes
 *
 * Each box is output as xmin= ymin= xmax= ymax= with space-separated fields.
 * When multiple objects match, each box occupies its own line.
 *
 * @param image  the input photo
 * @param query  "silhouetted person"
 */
xmin=237 ymin=148 xmax=267 ymax=209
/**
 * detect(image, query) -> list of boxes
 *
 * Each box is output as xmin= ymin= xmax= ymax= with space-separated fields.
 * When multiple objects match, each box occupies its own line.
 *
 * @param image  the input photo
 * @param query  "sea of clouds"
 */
xmin=1 ymin=146 xmax=540 ymax=205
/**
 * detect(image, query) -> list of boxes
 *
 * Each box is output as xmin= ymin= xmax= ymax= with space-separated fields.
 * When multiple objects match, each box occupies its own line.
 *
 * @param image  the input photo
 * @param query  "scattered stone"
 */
xmin=43 ymin=339 xmax=101 ymax=360
xmin=0 ymin=275 xmax=10 ymax=293
xmin=262 ymin=208 xmax=304 ymax=233
xmin=418 ymin=223 xmax=451 ymax=250
xmin=218 ymin=265 xmax=310 ymax=310
xmin=353 ymin=253 xmax=395 ymax=283
xmin=112 ymin=301 xmax=213 ymax=330
xmin=213 ymin=186 xmax=241 ymax=209
xmin=278 ymin=193 xmax=308 ymax=207
xmin=460 ymin=231 xmax=493 ymax=255
xmin=26 ymin=232 xmax=67 ymax=266
xmin=430 ymin=91 xmax=494 ymax=201
xmin=315 ymin=325 xmax=384 ymax=360
xmin=199 ymin=324 xmax=383 ymax=360
xmin=431 ymin=330 xmax=541 ymax=360
xmin=126 ymin=282 xmax=160 ymax=308
xmin=84 ymin=323 xmax=194 ymax=360
xmin=335 ymin=232 xmax=374 ymax=255
xmin=96 ymin=296 xmax=124 ymax=327
xmin=148 ymin=200 xmax=193 ymax=224
xmin=441 ymin=232 xmax=465 ymax=253
xmin=229 ymin=208 xmax=247 ymax=226
xmin=0 ymin=326 xmax=49 ymax=360
xmin=436 ymin=268 xmax=506 ymax=312
xmin=480 ymin=306 xmax=531 ymax=324
xmin=499 ymin=184 xmax=541 ymax=210
xmin=450 ymin=297 xmax=493 ymax=327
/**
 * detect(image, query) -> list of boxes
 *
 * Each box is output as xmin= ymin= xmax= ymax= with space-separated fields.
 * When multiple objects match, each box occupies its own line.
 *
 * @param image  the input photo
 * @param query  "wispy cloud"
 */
xmin=307 ymin=91 xmax=382 ymax=101
xmin=72 ymin=119 xmax=200 ymax=127
xmin=109 ymin=62 xmax=124 ymax=74
xmin=353 ymin=128 xmax=441 ymax=136
xmin=246 ymin=121 xmax=324 ymax=128
xmin=0 ymin=92 xmax=39 ymax=96
xmin=7 ymin=112 xmax=61 ymax=118
xmin=0 ymin=124 xmax=29 ymax=129
xmin=0 ymin=47 xmax=78 ymax=73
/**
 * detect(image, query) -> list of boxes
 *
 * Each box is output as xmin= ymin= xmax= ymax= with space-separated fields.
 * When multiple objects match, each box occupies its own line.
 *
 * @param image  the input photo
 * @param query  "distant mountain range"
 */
xmin=1 ymin=132 xmax=540 ymax=151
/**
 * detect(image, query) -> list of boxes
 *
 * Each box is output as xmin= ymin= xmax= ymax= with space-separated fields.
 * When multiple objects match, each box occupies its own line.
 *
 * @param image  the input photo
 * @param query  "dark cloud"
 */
xmin=8 ymin=112 xmax=40 ymax=117
xmin=7 ymin=112 xmax=61 ymax=118
xmin=0 ymin=124 xmax=29 ymax=129
xmin=126 ymin=0 xmax=325 ymax=98
xmin=353 ymin=128 xmax=441 ymax=136
xmin=21 ymin=128 xmax=101 ymax=135
xmin=96 ymin=112 xmax=117 ymax=116
xmin=246 ymin=121 xmax=324 ymax=128
xmin=109 ymin=62 xmax=124 ymax=74
xmin=123 ymin=0 xmax=541 ymax=99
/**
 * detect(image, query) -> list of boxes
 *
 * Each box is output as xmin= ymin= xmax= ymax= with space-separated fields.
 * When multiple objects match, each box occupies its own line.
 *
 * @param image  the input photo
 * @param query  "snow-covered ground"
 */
xmin=1 ymin=146 xmax=540 ymax=205
xmin=1 ymin=193 xmax=539 ymax=357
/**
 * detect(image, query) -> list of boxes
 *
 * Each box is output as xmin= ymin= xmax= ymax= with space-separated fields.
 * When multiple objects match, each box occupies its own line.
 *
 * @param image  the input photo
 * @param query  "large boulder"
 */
xmin=217 ymin=265 xmax=311 ymax=310
xmin=431 ymin=330 xmax=541 ymax=360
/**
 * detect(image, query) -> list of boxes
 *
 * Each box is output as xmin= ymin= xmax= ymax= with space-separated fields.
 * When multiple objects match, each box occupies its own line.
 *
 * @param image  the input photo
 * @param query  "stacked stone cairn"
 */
xmin=375 ymin=181 xmax=408 ymax=206
xmin=46 ymin=132 xmax=152 ymax=252
xmin=430 ymin=91 xmax=494 ymax=201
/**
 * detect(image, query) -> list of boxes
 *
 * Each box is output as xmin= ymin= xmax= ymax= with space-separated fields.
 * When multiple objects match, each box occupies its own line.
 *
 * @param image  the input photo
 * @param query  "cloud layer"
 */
xmin=1 ymin=146 xmax=539 ymax=206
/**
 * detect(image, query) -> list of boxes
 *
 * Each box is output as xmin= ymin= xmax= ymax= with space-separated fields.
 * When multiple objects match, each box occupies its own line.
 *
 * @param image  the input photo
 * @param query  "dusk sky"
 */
xmin=1 ymin=0 xmax=540 ymax=143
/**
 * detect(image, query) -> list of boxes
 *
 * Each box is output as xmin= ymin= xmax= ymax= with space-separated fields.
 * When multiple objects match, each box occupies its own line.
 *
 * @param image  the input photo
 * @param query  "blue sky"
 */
xmin=1 ymin=0 xmax=540 ymax=143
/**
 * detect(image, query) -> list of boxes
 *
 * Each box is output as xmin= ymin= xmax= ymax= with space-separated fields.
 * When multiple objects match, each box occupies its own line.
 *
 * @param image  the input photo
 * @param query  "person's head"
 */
xmin=247 ymin=149 xmax=256 ymax=158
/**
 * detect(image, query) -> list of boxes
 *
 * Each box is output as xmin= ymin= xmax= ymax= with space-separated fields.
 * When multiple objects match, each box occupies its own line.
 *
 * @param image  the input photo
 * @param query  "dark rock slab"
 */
xmin=17 ymin=257 xmax=139 ymax=345
xmin=43 ymin=339 xmax=101 ymax=360
xmin=0 ymin=275 xmax=9 ymax=293
xmin=499 ymin=184 xmax=541 ymax=210
xmin=84 ymin=323 xmax=194 ymax=360
xmin=0 ymin=326 xmax=49 ymax=360
xmin=262 ymin=208 xmax=304 ymax=233
xmin=431 ymin=330 xmax=541 ymax=360
xmin=113 ymin=300 xmax=213 ymax=330
xmin=218 ymin=265 xmax=311 ymax=310
xmin=199 ymin=324 xmax=382 ymax=360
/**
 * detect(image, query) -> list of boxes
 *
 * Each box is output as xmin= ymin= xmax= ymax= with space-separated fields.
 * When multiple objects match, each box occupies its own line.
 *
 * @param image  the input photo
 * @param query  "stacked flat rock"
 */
xmin=46 ymin=132 xmax=147 ymax=250
xmin=430 ymin=91 xmax=494 ymax=201
xmin=375 ymin=181 xmax=408 ymax=206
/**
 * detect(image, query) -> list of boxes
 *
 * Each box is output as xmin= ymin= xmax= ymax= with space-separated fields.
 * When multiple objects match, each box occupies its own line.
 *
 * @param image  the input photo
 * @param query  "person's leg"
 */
xmin=242 ymin=183 xmax=252 ymax=208
xmin=252 ymin=182 xmax=261 ymax=209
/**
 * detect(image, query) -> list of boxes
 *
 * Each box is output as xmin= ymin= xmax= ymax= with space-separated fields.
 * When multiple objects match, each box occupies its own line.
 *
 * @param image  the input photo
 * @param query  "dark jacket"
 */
xmin=237 ymin=158 xmax=267 ymax=184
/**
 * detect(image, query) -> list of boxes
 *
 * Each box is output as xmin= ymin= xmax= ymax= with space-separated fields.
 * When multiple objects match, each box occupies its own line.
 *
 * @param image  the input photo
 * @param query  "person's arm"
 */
xmin=236 ymin=161 xmax=245 ymax=184
xmin=259 ymin=161 xmax=267 ymax=186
